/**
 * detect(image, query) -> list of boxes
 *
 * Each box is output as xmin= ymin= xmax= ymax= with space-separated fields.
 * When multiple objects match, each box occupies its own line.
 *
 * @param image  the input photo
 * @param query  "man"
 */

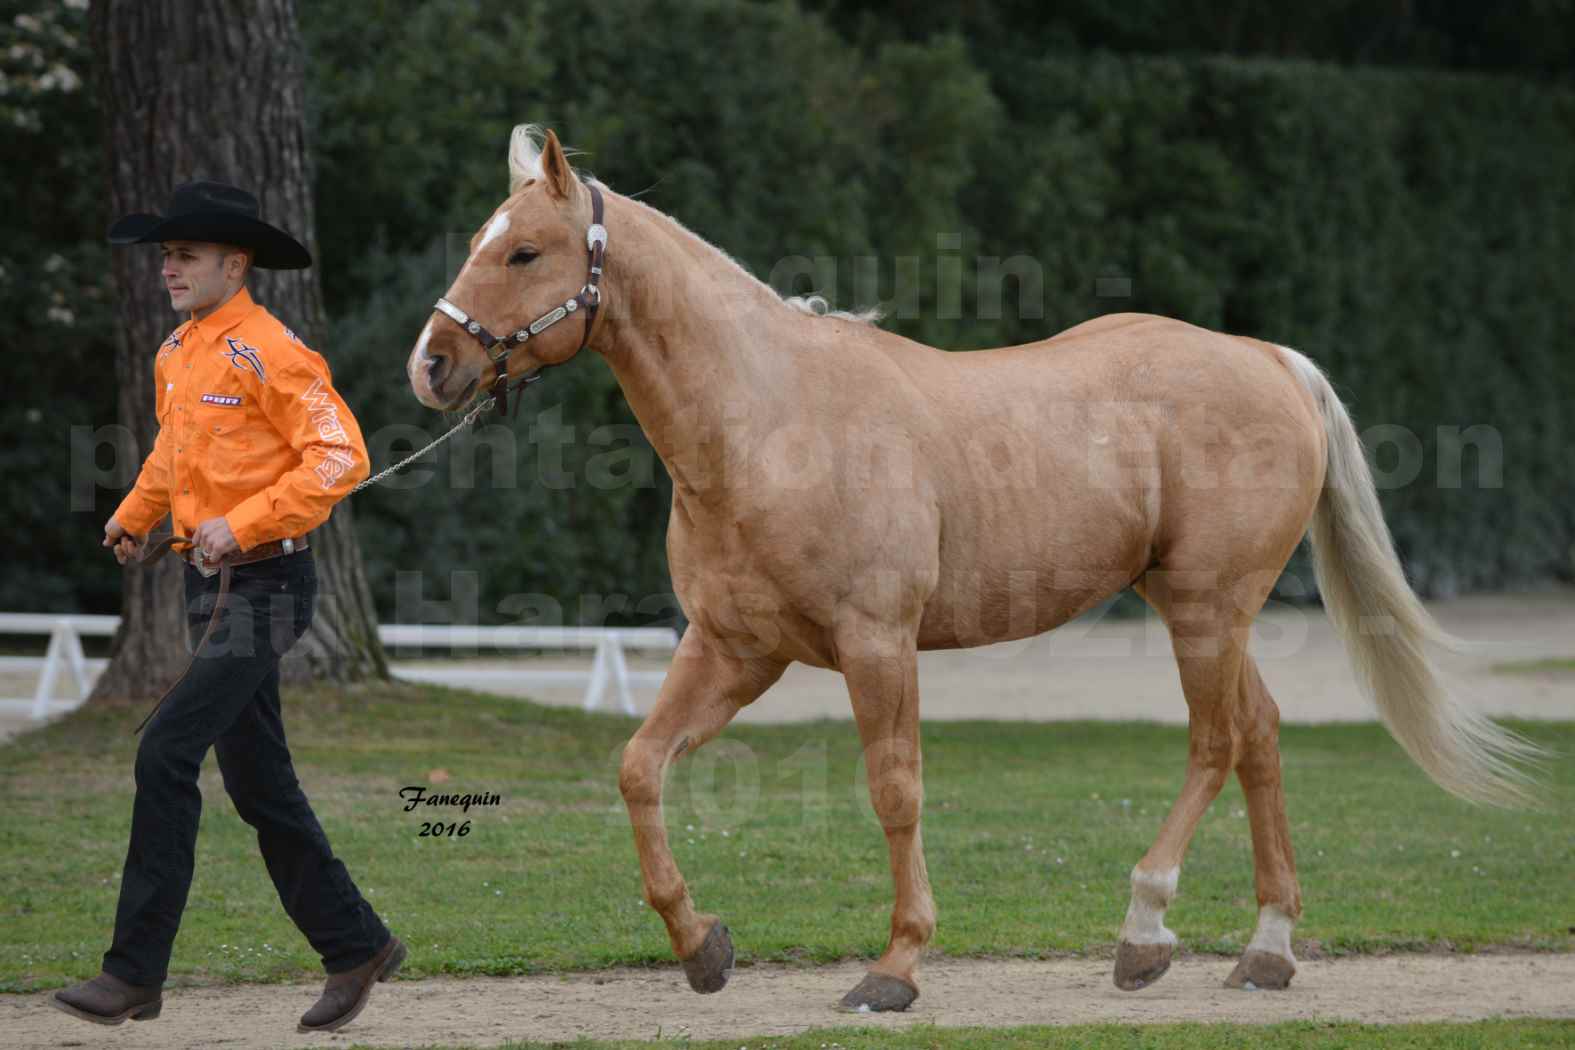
xmin=52 ymin=180 xmax=404 ymax=1033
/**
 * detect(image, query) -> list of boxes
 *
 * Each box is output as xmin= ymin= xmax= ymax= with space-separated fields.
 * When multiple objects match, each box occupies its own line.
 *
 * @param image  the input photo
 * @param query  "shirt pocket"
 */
xmin=195 ymin=403 xmax=256 ymax=486
xmin=201 ymin=411 xmax=253 ymax=451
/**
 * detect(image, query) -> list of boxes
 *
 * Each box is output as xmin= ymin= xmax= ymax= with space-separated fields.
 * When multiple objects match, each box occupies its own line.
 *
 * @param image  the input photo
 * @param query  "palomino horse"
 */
xmin=407 ymin=127 xmax=1534 ymax=1010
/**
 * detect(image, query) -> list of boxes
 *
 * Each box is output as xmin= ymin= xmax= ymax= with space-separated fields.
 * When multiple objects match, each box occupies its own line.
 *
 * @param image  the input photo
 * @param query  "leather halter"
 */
xmin=432 ymin=180 xmax=607 ymax=416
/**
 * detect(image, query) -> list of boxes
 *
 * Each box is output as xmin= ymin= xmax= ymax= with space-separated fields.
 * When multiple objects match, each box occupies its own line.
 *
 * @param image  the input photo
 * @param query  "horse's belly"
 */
xmin=917 ymin=478 xmax=1153 ymax=650
xmin=916 ymin=560 xmax=1136 ymax=650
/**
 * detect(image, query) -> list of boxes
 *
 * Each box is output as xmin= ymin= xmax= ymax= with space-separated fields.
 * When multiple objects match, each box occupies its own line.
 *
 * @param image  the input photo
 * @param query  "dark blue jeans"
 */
xmin=102 ymin=551 xmax=389 ymax=985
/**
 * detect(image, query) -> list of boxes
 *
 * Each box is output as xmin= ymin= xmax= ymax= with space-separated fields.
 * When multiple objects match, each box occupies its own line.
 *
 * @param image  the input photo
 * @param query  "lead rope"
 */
xmin=130 ymin=536 xmax=232 ymax=734
xmin=131 ymin=394 xmax=504 ymax=732
xmin=129 ymin=399 xmax=492 ymax=735
xmin=349 ymin=393 xmax=498 ymax=495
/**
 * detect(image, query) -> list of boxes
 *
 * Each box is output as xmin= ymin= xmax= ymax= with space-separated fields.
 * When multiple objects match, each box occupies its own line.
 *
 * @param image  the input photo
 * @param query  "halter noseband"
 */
xmin=432 ymin=180 xmax=607 ymax=416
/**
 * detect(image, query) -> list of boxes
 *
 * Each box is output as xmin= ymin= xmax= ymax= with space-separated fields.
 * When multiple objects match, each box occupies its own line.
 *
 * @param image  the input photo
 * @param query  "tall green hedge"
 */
xmin=12 ymin=0 xmax=1573 ymax=619
xmin=967 ymin=56 xmax=1575 ymax=595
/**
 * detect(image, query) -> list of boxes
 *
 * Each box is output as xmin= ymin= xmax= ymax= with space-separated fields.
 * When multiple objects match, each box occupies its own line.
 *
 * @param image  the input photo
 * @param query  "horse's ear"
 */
xmin=541 ymin=129 xmax=575 ymax=201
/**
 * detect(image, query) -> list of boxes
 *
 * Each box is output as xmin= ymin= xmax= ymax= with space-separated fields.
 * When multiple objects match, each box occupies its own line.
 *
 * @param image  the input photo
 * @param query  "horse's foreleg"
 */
xmin=837 ymin=618 xmax=932 ymax=1012
xmin=619 ymin=626 xmax=785 ymax=994
xmin=1226 ymin=654 xmax=1301 ymax=990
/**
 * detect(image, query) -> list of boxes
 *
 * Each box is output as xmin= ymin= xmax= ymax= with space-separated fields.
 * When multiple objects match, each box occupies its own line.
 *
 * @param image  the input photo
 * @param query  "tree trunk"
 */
xmin=88 ymin=0 xmax=385 ymax=703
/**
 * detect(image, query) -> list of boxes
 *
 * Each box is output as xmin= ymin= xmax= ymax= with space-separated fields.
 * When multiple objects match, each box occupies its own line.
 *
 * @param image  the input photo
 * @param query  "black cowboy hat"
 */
xmin=108 ymin=179 xmax=312 ymax=270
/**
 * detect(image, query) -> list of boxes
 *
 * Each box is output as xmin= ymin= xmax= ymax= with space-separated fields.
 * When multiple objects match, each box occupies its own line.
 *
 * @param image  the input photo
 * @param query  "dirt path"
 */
xmin=6 ymin=954 xmax=1573 ymax=1048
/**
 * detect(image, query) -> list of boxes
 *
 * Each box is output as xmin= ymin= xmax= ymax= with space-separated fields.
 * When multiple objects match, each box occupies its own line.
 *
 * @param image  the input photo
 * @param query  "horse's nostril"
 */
xmin=427 ymin=354 xmax=449 ymax=385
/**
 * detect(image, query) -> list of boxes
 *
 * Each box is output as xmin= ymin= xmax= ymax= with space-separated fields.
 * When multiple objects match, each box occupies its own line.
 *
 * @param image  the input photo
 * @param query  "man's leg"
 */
xmin=213 ymin=661 xmax=390 ymax=973
xmin=100 ymin=564 xmax=295 ymax=987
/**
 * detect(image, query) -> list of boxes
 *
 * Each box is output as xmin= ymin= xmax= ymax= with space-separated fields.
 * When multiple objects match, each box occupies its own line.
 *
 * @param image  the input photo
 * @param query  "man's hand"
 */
xmin=103 ymin=517 xmax=144 ymax=565
xmin=191 ymin=516 xmax=240 ymax=560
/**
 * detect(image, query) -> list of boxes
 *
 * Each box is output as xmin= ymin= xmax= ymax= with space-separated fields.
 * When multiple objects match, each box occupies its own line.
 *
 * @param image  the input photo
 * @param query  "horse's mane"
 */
xmin=507 ymin=124 xmax=881 ymax=325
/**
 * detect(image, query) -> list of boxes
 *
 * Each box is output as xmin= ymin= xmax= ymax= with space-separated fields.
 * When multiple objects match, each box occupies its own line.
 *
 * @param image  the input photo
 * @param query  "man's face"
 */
xmin=160 ymin=240 xmax=246 ymax=317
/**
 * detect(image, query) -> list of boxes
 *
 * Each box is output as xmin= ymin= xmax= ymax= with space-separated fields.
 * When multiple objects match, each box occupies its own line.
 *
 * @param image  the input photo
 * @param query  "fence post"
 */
xmin=583 ymin=636 xmax=611 ymax=712
xmin=608 ymin=637 xmax=635 ymax=715
xmin=31 ymin=620 xmax=93 ymax=720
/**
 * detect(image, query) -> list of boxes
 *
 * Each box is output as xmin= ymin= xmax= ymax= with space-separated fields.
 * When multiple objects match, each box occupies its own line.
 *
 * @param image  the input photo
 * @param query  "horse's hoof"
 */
xmin=1225 ymin=949 xmax=1295 ymax=990
xmin=837 ymin=971 xmax=919 ymax=1013
xmin=680 ymin=921 xmax=735 ymax=994
xmin=1113 ymin=940 xmax=1173 ymax=990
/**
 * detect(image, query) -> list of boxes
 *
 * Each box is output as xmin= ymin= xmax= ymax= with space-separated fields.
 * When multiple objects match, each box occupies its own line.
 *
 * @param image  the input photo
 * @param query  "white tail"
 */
xmin=1280 ymin=347 xmax=1543 ymax=807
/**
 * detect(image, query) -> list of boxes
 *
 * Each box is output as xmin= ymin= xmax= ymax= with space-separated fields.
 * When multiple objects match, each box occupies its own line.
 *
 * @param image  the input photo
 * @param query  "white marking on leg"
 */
xmin=1245 ymin=904 xmax=1296 ymax=960
xmin=1118 ymin=865 xmax=1179 ymax=946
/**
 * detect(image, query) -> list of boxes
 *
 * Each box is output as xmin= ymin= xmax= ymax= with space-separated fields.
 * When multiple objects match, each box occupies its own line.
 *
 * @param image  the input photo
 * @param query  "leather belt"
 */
xmin=132 ymin=534 xmax=309 ymax=734
xmin=183 ymin=536 xmax=308 ymax=577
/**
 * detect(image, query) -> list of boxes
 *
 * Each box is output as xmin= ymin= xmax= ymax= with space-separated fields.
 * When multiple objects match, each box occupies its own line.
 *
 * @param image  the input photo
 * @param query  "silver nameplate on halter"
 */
xmin=529 ymin=306 xmax=568 ymax=335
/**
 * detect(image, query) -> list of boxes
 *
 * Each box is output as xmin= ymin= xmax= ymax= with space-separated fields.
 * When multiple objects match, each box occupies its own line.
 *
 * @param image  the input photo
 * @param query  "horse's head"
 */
xmin=408 ymin=126 xmax=605 ymax=410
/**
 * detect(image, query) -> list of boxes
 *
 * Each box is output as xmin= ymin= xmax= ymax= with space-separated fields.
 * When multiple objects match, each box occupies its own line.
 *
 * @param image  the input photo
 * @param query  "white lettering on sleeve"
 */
xmin=299 ymin=377 xmax=356 ymax=487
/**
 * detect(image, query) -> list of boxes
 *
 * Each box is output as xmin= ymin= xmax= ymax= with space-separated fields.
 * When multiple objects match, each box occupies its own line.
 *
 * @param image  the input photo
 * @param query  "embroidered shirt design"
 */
xmin=200 ymin=393 xmax=243 ymax=407
xmin=223 ymin=336 xmax=267 ymax=381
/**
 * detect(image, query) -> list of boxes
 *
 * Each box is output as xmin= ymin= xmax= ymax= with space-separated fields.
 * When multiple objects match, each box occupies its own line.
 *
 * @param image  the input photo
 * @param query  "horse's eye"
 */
xmin=508 ymin=248 xmax=538 ymax=266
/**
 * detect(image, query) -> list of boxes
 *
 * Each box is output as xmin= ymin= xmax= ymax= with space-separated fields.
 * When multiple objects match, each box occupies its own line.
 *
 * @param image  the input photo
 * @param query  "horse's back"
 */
xmin=911 ymin=313 xmax=1326 ymax=650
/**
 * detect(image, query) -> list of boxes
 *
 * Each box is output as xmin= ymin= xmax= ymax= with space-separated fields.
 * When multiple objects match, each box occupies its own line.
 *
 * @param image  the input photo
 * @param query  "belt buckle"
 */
xmin=190 ymin=546 xmax=220 ymax=578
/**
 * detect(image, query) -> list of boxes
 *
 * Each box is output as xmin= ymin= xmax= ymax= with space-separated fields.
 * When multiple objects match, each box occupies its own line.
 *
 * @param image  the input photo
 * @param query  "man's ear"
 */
xmin=540 ymin=129 xmax=579 ymax=202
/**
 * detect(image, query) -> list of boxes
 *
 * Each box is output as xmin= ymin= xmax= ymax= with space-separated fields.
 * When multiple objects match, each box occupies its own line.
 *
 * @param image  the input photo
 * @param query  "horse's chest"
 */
xmin=667 ymin=507 xmax=841 ymax=666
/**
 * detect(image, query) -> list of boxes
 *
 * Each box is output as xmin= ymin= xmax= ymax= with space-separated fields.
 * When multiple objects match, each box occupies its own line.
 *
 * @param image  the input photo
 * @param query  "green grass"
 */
xmin=340 ymin=1020 xmax=1575 ymax=1049
xmin=2 ymin=683 xmax=1571 ymax=992
xmin=1493 ymin=658 xmax=1575 ymax=674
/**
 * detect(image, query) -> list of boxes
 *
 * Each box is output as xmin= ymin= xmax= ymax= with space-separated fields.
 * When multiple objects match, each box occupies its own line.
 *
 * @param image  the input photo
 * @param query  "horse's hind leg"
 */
xmin=1113 ymin=572 xmax=1250 ymax=991
xmin=836 ymin=613 xmax=933 ymax=1012
xmin=619 ymin=626 xmax=786 ymax=993
xmin=1226 ymin=655 xmax=1301 ymax=989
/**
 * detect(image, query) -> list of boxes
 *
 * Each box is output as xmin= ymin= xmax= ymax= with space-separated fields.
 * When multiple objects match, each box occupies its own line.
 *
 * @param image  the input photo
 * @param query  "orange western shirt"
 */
xmin=112 ymin=288 xmax=369 ymax=552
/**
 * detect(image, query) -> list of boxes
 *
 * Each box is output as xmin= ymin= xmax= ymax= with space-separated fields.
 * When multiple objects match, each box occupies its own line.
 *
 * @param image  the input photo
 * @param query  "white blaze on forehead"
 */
xmin=455 ymin=208 xmax=511 ymax=281
xmin=479 ymin=211 xmax=511 ymax=250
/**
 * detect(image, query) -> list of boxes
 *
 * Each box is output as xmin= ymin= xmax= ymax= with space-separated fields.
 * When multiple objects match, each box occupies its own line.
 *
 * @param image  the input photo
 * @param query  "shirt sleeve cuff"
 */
xmin=225 ymin=492 xmax=276 ymax=552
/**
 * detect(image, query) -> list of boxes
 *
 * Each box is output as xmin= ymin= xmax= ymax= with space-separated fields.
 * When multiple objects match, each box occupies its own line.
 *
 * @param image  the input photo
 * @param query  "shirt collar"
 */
xmin=186 ymin=286 xmax=256 ymax=341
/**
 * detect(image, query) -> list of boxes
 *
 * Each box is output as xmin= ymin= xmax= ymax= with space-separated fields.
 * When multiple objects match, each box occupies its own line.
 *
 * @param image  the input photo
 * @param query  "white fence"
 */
xmin=0 ymin=614 xmax=678 ymax=722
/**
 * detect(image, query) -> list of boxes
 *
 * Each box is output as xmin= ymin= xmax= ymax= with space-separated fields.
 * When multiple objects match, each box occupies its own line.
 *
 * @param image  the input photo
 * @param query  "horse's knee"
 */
xmin=619 ymin=738 xmax=663 ymax=806
xmin=868 ymin=767 xmax=923 ymax=829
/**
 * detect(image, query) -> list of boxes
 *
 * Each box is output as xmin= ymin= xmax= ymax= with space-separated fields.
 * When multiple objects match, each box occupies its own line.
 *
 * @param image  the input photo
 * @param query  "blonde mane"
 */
xmin=506 ymin=124 xmax=880 ymax=325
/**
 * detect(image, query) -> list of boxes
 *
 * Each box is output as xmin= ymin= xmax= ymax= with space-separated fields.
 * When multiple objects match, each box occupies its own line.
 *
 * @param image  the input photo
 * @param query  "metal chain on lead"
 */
xmin=349 ymin=395 xmax=497 ymax=494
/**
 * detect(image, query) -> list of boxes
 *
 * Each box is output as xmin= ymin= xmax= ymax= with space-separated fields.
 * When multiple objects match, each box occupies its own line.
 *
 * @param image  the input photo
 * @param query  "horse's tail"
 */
xmin=1279 ymin=346 xmax=1543 ymax=807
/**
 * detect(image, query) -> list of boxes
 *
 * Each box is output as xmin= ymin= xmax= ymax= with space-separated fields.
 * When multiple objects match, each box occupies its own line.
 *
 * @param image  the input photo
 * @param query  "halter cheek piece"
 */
xmin=432 ymin=180 xmax=607 ymax=416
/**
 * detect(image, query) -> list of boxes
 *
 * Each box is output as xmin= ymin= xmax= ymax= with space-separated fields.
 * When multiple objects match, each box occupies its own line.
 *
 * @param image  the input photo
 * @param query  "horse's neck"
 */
xmin=591 ymin=197 xmax=798 ymax=505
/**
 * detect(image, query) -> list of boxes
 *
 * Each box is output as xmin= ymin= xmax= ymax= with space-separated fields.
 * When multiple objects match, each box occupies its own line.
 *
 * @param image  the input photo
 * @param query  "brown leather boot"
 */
xmin=298 ymin=936 xmax=406 ymax=1033
xmin=51 ymin=971 xmax=163 ymax=1025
